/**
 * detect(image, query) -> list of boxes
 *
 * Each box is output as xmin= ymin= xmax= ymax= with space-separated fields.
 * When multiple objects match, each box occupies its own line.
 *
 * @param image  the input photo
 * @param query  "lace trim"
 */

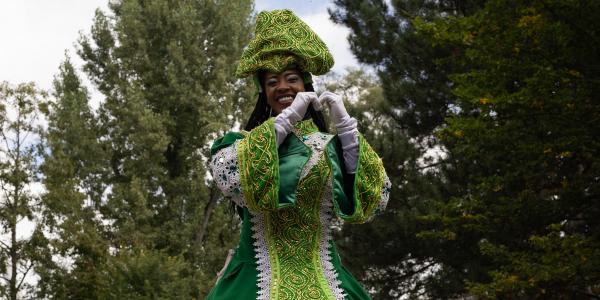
xmin=251 ymin=212 xmax=272 ymax=300
xmin=210 ymin=141 xmax=245 ymax=207
xmin=376 ymin=172 xmax=392 ymax=215
xmin=299 ymin=132 xmax=334 ymax=181
xmin=319 ymin=179 xmax=346 ymax=299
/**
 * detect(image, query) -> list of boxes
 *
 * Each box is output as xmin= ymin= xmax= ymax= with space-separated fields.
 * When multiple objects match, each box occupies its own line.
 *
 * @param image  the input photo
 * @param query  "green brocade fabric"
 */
xmin=207 ymin=119 xmax=387 ymax=300
xmin=237 ymin=118 xmax=281 ymax=211
xmin=206 ymin=209 xmax=373 ymax=300
xmin=326 ymin=134 xmax=387 ymax=224
xmin=235 ymin=9 xmax=334 ymax=78
xmin=277 ymin=134 xmax=311 ymax=206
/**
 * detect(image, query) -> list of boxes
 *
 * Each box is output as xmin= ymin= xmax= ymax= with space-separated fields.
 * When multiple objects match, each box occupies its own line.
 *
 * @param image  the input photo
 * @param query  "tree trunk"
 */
xmin=195 ymin=184 xmax=219 ymax=246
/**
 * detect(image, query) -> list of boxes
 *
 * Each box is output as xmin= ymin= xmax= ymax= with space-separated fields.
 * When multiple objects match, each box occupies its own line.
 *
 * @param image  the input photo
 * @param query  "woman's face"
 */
xmin=263 ymin=69 xmax=306 ymax=114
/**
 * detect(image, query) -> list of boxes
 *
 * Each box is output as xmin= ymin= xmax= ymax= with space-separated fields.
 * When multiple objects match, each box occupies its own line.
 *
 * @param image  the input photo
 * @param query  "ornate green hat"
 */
xmin=235 ymin=9 xmax=335 ymax=78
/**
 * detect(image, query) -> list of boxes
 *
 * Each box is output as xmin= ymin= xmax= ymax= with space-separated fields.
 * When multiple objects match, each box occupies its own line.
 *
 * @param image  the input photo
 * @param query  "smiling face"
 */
xmin=263 ymin=69 xmax=306 ymax=115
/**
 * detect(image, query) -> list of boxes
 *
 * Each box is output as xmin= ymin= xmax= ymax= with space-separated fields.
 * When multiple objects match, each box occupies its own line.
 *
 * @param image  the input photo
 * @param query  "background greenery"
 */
xmin=0 ymin=0 xmax=598 ymax=299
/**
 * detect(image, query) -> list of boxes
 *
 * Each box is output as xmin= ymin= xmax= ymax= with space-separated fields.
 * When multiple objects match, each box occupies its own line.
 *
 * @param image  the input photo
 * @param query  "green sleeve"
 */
xmin=326 ymin=133 xmax=388 ymax=224
xmin=210 ymin=132 xmax=246 ymax=155
xmin=237 ymin=118 xmax=279 ymax=211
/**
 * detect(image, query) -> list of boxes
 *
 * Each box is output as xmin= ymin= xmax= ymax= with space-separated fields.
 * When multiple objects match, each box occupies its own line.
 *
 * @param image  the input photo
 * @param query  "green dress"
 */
xmin=207 ymin=118 xmax=390 ymax=300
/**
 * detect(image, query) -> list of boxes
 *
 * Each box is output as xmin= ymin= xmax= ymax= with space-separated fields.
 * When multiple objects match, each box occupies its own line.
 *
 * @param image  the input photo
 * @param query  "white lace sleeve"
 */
xmin=366 ymin=172 xmax=391 ymax=223
xmin=209 ymin=141 xmax=245 ymax=207
xmin=375 ymin=172 xmax=391 ymax=215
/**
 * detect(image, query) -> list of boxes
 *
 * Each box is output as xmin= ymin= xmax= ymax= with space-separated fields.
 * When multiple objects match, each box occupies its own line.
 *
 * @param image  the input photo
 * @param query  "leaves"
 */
xmin=0 ymin=81 xmax=47 ymax=300
xmin=332 ymin=0 xmax=600 ymax=298
xmin=35 ymin=1 xmax=254 ymax=298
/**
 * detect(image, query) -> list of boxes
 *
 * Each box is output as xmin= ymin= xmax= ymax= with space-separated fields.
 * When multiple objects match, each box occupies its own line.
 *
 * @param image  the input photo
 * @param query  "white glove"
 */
xmin=274 ymin=92 xmax=318 ymax=145
xmin=318 ymin=92 xmax=359 ymax=173
xmin=317 ymin=91 xmax=350 ymax=127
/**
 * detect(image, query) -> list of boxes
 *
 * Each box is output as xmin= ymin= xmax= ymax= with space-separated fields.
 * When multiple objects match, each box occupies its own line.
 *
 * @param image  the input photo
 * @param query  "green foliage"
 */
xmin=329 ymin=1 xmax=477 ymax=298
xmin=332 ymin=0 xmax=600 ymax=298
xmin=316 ymin=67 xmax=444 ymax=299
xmin=36 ymin=0 xmax=254 ymax=298
xmin=424 ymin=0 xmax=600 ymax=297
xmin=0 ymin=82 xmax=47 ymax=300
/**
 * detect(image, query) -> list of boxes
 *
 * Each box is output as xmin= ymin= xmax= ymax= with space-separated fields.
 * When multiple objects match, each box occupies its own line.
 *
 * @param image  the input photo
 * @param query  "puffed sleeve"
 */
xmin=326 ymin=133 xmax=391 ymax=224
xmin=210 ymin=132 xmax=246 ymax=207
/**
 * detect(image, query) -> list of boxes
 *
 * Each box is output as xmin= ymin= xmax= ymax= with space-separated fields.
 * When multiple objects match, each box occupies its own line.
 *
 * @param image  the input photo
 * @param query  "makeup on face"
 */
xmin=263 ymin=69 xmax=306 ymax=114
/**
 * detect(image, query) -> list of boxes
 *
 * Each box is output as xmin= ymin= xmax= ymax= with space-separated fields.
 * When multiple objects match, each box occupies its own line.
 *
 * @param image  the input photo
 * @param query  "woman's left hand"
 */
xmin=318 ymin=91 xmax=359 ymax=173
xmin=318 ymin=91 xmax=351 ymax=127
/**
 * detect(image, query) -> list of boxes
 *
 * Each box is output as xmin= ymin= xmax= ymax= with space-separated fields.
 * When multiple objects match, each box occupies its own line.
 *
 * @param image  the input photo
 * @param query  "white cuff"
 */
xmin=274 ymin=114 xmax=294 ymax=146
xmin=338 ymin=128 xmax=359 ymax=173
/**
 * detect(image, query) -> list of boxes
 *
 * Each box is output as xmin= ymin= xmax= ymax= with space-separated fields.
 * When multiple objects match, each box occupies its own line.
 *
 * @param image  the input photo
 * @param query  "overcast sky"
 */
xmin=0 ymin=0 xmax=357 ymax=96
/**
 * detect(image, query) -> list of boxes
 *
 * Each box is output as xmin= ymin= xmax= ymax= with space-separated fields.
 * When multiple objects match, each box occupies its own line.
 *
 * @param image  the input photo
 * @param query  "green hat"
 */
xmin=235 ymin=9 xmax=335 ymax=78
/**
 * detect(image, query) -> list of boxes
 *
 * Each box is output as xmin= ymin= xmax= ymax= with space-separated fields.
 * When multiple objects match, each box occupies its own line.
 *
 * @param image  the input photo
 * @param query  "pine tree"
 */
xmin=418 ymin=0 xmax=600 ymax=297
xmin=0 ymin=82 xmax=46 ymax=300
xmin=37 ymin=0 xmax=254 ymax=298
xmin=329 ymin=1 xmax=482 ymax=297
xmin=36 ymin=57 xmax=112 ymax=299
xmin=332 ymin=0 xmax=600 ymax=298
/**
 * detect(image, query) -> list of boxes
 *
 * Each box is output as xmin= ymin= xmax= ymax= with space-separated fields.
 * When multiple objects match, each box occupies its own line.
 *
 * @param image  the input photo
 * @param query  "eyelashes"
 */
xmin=266 ymin=75 xmax=300 ymax=87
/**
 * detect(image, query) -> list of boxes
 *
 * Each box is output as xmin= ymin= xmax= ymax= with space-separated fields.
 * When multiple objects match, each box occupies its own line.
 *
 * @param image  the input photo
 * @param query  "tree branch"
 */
xmin=195 ymin=183 xmax=220 ymax=246
xmin=0 ymin=239 xmax=10 ymax=251
xmin=396 ymin=260 xmax=437 ymax=281
xmin=16 ymin=262 xmax=34 ymax=290
xmin=415 ymin=160 xmax=445 ymax=171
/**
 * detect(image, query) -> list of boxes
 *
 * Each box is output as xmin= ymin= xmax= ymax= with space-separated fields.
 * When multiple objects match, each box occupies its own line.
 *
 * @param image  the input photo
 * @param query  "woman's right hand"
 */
xmin=274 ymin=92 xmax=318 ymax=145
xmin=280 ymin=92 xmax=318 ymax=125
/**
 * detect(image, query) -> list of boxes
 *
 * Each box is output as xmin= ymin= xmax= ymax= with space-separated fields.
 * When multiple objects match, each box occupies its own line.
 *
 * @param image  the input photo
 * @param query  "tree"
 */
xmin=315 ymin=67 xmax=445 ymax=299
xmin=36 ymin=57 xmax=113 ymax=299
xmin=0 ymin=82 xmax=46 ymax=300
xmin=329 ymin=1 xmax=482 ymax=298
xmin=331 ymin=0 xmax=600 ymax=298
xmin=36 ymin=0 xmax=254 ymax=298
xmin=419 ymin=0 xmax=600 ymax=298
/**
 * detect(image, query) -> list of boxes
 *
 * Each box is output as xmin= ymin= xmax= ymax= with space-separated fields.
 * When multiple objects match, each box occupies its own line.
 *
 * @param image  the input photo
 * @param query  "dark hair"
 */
xmin=244 ymin=72 xmax=329 ymax=133
xmin=234 ymin=73 xmax=329 ymax=218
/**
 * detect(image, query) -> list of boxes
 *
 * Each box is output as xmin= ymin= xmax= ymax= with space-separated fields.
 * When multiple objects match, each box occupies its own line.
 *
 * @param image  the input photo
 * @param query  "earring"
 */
xmin=269 ymin=106 xmax=273 ymax=117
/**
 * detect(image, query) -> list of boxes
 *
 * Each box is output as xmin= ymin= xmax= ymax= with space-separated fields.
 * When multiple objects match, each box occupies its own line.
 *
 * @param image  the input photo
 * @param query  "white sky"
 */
xmin=0 ymin=0 xmax=358 ymax=95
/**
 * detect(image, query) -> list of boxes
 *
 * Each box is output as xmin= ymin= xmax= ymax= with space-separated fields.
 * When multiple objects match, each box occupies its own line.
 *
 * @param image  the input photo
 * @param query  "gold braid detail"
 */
xmin=237 ymin=118 xmax=279 ymax=211
xmin=267 ymin=155 xmax=334 ymax=299
xmin=347 ymin=133 xmax=387 ymax=224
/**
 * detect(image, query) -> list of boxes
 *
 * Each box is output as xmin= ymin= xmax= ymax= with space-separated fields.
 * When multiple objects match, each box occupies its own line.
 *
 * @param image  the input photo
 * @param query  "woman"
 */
xmin=207 ymin=9 xmax=390 ymax=300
